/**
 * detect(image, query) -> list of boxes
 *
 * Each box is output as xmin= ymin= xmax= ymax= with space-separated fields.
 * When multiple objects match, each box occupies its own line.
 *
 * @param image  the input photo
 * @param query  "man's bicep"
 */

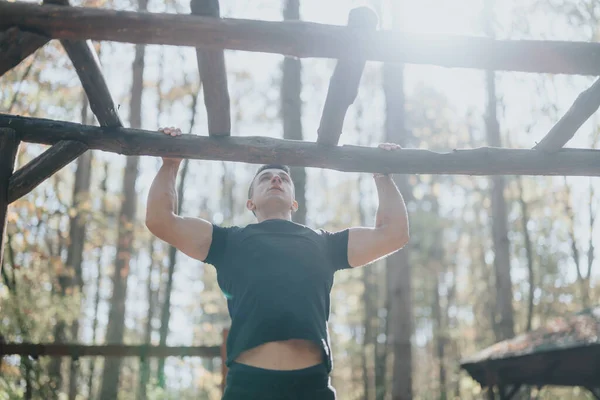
xmin=162 ymin=216 xmax=214 ymax=261
xmin=347 ymin=227 xmax=398 ymax=267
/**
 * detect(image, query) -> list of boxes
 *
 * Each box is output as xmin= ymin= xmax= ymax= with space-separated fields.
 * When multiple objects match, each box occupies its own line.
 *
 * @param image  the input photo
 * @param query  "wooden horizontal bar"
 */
xmin=0 ymin=343 xmax=221 ymax=358
xmin=1 ymin=113 xmax=599 ymax=176
xmin=534 ymin=77 xmax=600 ymax=152
xmin=0 ymin=26 xmax=49 ymax=77
xmin=2 ymin=1 xmax=600 ymax=75
xmin=8 ymin=140 xmax=88 ymax=203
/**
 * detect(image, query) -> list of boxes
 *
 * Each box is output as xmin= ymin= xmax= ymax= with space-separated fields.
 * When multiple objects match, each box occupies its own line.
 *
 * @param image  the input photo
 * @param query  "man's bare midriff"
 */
xmin=235 ymin=339 xmax=323 ymax=370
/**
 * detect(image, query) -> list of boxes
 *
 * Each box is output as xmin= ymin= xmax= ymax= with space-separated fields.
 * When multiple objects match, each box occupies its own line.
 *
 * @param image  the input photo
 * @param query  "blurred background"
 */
xmin=1 ymin=0 xmax=598 ymax=398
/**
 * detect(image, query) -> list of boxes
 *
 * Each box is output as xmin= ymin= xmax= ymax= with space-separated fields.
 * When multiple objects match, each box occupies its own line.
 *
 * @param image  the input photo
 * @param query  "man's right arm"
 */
xmin=145 ymin=159 xmax=213 ymax=262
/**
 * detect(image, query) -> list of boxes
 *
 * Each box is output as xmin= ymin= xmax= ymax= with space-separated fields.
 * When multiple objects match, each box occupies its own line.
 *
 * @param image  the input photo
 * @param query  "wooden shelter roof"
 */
xmin=461 ymin=307 xmax=600 ymax=389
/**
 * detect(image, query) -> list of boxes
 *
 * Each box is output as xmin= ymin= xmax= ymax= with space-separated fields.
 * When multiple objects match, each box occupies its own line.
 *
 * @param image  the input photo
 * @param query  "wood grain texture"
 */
xmin=3 ymin=2 xmax=600 ymax=75
xmin=2 ymin=114 xmax=599 ymax=176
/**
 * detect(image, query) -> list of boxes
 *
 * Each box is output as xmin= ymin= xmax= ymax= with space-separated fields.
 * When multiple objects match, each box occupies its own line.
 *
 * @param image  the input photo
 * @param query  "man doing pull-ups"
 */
xmin=145 ymin=127 xmax=409 ymax=399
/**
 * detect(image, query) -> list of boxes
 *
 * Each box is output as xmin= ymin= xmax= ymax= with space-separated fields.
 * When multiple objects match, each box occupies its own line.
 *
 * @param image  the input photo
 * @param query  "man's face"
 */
xmin=247 ymin=168 xmax=297 ymax=215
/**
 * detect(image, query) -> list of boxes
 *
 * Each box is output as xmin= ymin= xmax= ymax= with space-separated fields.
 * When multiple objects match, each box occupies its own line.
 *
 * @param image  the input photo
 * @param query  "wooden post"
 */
xmin=191 ymin=0 xmax=231 ymax=136
xmin=0 ymin=128 xmax=19 ymax=268
xmin=221 ymin=327 xmax=229 ymax=393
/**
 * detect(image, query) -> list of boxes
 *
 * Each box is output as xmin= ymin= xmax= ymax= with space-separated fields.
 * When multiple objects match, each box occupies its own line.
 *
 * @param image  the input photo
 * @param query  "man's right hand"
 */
xmin=159 ymin=126 xmax=183 ymax=163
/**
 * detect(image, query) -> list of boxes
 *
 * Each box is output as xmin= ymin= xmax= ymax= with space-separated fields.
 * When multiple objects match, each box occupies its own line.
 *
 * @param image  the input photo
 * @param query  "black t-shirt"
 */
xmin=203 ymin=218 xmax=351 ymax=372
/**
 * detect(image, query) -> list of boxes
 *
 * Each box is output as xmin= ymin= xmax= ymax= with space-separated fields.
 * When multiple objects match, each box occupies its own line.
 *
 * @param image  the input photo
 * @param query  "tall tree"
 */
xmin=563 ymin=178 xmax=596 ymax=309
xmin=68 ymin=95 xmax=94 ymax=400
xmin=138 ymin=239 xmax=159 ymax=400
xmin=48 ymin=93 xmax=93 ymax=399
xmin=516 ymin=177 xmax=535 ymax=331
xmin=156 ymin=83 xmax=199 ymax=389
xmin=384 ymin=4 xmax=413 ymax=397
xmin=356 ymin=104 xmax=376 ymax=400
xmin=429 ymin=188 xmax=447 ymax=400
xmin=98 ymin=0 xmax=146 ymax=394
xmin=87 ymin=161 xmax=109 ymax=400
xmin=281 ymin=0 xmax=306 ymax=224
xmin=483 ymin=0 xmax=514 ymax=341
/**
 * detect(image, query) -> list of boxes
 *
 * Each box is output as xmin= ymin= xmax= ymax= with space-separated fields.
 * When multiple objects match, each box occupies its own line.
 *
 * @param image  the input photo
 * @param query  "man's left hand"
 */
xmin=378 ymin=142 xmax=402 ymax=151
xmin=374 ymin=143 xmax=401 ymax=178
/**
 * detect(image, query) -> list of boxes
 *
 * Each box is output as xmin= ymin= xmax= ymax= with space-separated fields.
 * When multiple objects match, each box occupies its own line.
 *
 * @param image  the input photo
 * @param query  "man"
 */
xmin=146 ymin=127 xmax=409 ymax=399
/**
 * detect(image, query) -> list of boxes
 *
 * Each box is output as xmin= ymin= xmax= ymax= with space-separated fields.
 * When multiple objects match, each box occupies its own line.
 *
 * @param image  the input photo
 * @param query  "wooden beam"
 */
xmin=191 ymin=0 xmax=230 ymax=136
xmin=8 ymin=140 xmax=88 ymax=203
xmin=0 ymin=26 xmax=49 ymax=77
xmin=317 ymin=7 xmax=377 ymax=146
xmin=2 ymin=113 xmax=600 ymax=176
xmin=0 ymin=129 xmax=19 ymax=268
xmin=3 ymin=2 xmax=600 ymax=76
xmin=534 ymin=77 xmax=600 ymax=152
xmin=0 ymin=343 xmax=221 ymax=359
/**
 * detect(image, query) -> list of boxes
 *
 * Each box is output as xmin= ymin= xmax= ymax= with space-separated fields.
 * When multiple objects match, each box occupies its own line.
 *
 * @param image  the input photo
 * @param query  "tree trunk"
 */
xmin=48 ymin=93 xmax=92 ymax=397
xmin=383 ymin=55 xmax=413 ymax=400
xmin=484 ymin=0 xmax=514 ymax=341
xmin=516 ymin=177 xmax=535 ymax=331
xmin=98 ymin=7 xmax=145 ymax=394
xmin=156 ymin=158 xmax=189 ymax=388
xmin=156 ymin=84 xmax=199 ymax=389
xmin=564 ymin=179 xmax=591 ymax=308
xmin=430 ymin=190 xmax=447 ymax=400
xmin=282 ymin=0 xmax=306 ymax=225
xmin=138 ymin=240 xmax=158 ymax=400
xmin=357 ymin=173 xmax=374 ymax=400
xmin=87 ymin=161 xmax=109 ymax=400
xmin=432 ymin=271 xmax=446 ymax=400
xmin=68 ymin=95 xmax=94 ymax=400
xmin=375 ymin=269 xmax=389 ymax=400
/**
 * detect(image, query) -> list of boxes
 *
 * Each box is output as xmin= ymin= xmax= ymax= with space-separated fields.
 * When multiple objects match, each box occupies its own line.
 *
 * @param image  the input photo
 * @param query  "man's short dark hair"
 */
xmin=247 ymin=164 xmax=291 ymax=199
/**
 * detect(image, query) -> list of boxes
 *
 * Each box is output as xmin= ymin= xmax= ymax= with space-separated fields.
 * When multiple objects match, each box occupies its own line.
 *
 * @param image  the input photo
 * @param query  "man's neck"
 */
xmin=256 ymin=211 xmax=292 ymax=223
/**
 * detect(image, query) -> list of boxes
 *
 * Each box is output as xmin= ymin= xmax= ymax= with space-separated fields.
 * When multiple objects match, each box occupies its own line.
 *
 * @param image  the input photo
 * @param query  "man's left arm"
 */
xmin=347 ymin=144 xmax=409 ymax=267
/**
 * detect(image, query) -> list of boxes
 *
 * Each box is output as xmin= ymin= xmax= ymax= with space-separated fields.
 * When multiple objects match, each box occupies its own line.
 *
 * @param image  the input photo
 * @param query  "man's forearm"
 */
xmin=146 ymin=160 xmax=181 ymax=223
xmin=374 ymin=175 xmax=409 ymax=237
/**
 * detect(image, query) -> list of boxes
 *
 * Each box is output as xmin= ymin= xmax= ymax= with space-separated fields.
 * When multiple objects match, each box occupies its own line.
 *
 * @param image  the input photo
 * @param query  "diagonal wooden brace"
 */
xmin=8 ymin=140 xmax=88 ymax=203
xmin=317 ymin=7 xmax=378 ymax=146
xmin=534 ymin=77 xmax=600 ymax=152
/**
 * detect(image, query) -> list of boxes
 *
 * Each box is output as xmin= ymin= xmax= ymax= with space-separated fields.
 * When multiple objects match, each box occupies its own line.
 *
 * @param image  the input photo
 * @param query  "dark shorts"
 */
xmin=222 ymin=362 xmax=336 ymax=400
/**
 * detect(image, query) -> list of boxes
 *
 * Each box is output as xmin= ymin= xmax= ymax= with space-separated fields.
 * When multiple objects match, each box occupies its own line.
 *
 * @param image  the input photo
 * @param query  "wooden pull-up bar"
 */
xmin=1 ymin=114 xmax=599 ymax=181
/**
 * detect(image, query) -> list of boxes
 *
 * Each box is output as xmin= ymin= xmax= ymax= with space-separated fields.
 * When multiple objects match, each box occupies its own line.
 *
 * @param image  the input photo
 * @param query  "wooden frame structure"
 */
xmin=1 ymin=0 xmax=600 ymax=394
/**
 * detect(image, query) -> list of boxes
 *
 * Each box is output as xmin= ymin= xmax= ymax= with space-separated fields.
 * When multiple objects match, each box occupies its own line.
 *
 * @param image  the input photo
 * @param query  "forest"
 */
xmin=1 ymin=0 xmax=599 ymax=399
